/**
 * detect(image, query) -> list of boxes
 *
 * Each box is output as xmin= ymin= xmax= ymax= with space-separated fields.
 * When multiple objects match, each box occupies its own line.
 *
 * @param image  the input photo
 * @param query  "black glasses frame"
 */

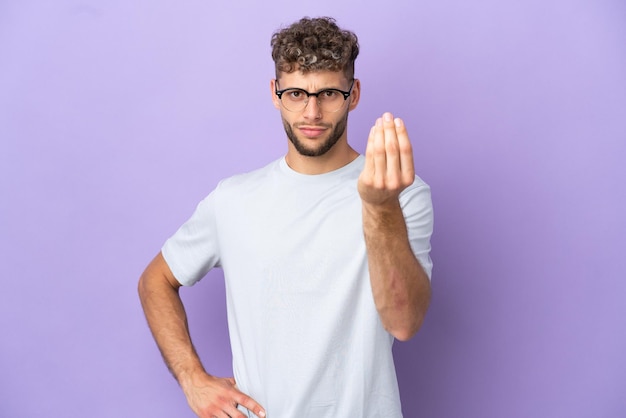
xmin=275 ymin=79 xmax=355 ymax=110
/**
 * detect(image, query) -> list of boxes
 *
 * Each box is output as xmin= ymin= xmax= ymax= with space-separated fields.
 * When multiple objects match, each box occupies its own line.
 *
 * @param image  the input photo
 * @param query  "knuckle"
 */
xmin=197 ymin=405 xmax=218 ymax=416
xmin=385 ymin=140 xmax=399 ymax=153
xmin=387 ymin=180 xmax=400 ymax=190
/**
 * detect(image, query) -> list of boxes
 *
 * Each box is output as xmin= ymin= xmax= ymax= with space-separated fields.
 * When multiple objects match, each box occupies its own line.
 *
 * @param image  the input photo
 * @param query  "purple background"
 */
xmin=1 ymin=1 xmax=625 ymax=417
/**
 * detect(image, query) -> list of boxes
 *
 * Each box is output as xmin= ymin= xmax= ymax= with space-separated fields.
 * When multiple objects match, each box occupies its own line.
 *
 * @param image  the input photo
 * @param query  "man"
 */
xmin=138 ymin=16 xmax=433 ymax=418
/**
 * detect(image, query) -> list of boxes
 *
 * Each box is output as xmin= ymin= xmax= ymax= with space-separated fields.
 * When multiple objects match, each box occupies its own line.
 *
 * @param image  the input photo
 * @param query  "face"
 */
xmin=271 ymin=70 xmax=360 ymax=158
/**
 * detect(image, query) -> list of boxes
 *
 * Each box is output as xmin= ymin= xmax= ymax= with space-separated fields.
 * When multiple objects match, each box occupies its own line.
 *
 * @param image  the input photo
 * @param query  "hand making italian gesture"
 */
xmin=358 ymin=112 xmax=415 ymax=206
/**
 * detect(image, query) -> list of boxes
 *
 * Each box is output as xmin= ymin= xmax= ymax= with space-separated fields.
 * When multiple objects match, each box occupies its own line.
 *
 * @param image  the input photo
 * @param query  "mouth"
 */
xmin=297 ymin=125 xmax=328 ymax=139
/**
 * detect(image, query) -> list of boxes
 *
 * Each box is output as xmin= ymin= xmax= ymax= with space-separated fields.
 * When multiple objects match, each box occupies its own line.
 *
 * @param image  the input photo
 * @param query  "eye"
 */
xmin=287 ymin=90 xmax=306 ymax=100
xmin=321 ymin=90 xmax=341 ymax=99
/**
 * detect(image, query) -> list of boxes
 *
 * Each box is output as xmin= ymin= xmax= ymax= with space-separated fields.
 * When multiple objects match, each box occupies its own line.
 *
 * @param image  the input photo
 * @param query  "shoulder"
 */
xmin=216 ymin=158 xmax=282 ymax=193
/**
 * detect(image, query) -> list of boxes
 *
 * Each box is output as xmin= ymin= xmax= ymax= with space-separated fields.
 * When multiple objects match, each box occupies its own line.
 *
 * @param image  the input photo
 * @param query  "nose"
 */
xmin=302 ymin=96 xmax=322 ymax=120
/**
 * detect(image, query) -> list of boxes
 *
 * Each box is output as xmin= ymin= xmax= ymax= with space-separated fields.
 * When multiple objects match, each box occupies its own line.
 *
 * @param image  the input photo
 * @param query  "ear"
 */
xmin=348 ymin=79 xmax=361 ymax=111
xmin=270 ymin=79 xmax=281 ymax=110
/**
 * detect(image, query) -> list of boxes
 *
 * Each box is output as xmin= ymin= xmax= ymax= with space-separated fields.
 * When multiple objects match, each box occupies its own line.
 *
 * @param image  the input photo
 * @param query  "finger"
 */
xmin=382 ymin=112 xmax=401 ymax=189
xmin=362 ymin=124 xmax=376 ymax=179
xmin=234 ymin=391 xmax=266 ymax=418
xmin=372 ymin=117 xmax=386 ymax=187
xmin=394 ymin=117 xmax=415 ymax=184
xmin=207 ymin=410 xmax=234 ymax=418
xmin=222 ymin=401 xmax=248 ymax=418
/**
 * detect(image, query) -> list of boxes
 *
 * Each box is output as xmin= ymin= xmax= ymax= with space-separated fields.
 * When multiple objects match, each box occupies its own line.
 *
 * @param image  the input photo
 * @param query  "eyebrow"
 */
xmin=275 ymin=80 xmax=353 ymax=92
xmin=277 ymin=85 xmax=345 ymax=92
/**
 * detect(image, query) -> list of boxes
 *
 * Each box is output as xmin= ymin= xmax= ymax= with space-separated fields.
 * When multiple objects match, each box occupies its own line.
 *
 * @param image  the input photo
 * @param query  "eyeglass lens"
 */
xmin=280 ymin=89 xmax=348 ymax=112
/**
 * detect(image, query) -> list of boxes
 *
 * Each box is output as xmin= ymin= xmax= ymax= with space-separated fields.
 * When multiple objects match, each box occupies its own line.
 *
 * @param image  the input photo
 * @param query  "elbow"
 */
xmin=137 ymin=271 xmax=150 ymax=304
xmin=388 ymin=314 xmax=425 ymax=342
xmin=388 ymin=322 xmax=421 ymax=341
xmin=391 ymin=327 xmax=417 ymax=342
xmin=392 ymin=330 xmax=415 ymax=342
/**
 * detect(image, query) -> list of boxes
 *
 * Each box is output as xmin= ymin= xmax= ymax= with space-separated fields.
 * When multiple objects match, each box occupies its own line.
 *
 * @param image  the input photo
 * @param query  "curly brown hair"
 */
xmin=270 ymin=17 xmax=359 ymax=80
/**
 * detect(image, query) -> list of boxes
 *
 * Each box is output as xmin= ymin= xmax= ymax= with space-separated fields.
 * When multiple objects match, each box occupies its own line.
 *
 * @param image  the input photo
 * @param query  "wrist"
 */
xmin=362 ymin=199 xmax=402 ymax=222
xmin=176 ymin=362 xmax=210 ymax=390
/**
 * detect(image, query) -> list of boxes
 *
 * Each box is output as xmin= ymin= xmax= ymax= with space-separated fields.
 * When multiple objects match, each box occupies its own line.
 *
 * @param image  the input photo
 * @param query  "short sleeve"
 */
xmin=161 ymin=191 xmax=221 ymax=286
xmin=399 ymin=176 xmax=434 ymax=279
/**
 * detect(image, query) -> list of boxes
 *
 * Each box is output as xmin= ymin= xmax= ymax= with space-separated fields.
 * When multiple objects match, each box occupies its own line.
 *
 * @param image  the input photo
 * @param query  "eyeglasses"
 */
xmin=275 ymin=79 xmax=355 ymax=113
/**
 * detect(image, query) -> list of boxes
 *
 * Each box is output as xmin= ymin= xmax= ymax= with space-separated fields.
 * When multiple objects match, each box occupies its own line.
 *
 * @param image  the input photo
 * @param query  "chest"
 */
xmin=215 ymin=181 xmax=366 ymax=292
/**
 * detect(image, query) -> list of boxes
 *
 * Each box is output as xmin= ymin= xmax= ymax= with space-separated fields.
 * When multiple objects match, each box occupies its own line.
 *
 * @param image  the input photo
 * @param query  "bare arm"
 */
xmin=138 ymin=252 xmax=266 ymax=418
xmin=358 ymin=113 xmax=432 ymax=341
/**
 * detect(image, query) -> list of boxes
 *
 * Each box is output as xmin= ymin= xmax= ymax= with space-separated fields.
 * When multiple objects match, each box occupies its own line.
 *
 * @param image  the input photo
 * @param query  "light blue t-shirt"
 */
xmin=162 ymin=155 xmax=433 ymax=417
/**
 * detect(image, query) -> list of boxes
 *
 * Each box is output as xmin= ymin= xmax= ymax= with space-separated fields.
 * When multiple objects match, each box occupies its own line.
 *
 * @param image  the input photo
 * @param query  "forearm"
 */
xmin=138 ymin=254 xmax=206 ymax=387
xmin=362 ymin=200 xmax=431 ymax=341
